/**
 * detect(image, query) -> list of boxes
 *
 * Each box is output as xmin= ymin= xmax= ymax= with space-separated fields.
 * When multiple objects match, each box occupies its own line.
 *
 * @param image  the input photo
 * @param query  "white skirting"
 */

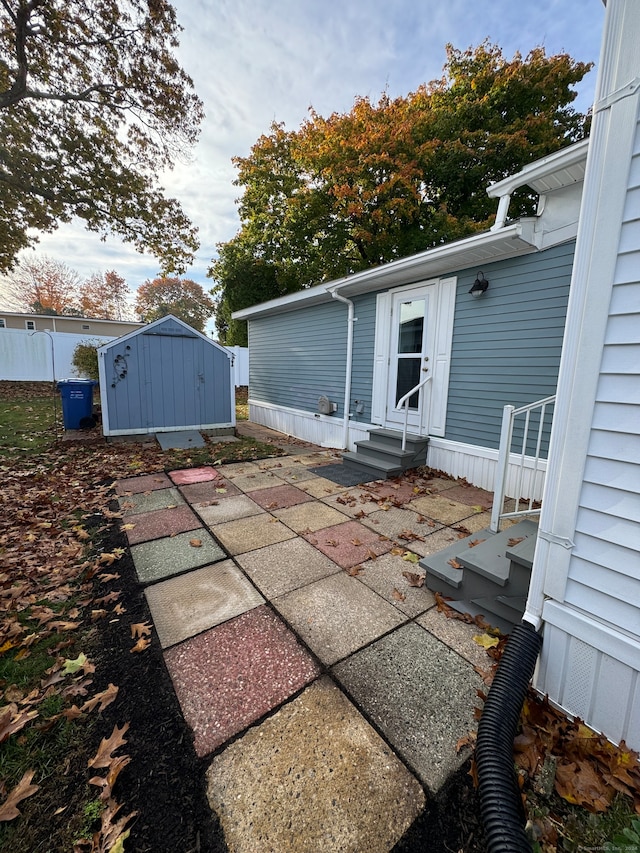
xmin=536 ymin=600 xmax=640 ymax=750
xmin=249 ymin=400 xmax=547 ymax=499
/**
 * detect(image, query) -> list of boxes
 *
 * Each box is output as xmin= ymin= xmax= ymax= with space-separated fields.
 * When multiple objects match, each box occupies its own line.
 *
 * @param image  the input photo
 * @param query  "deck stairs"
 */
xmin=342 ymin=428 xmax=429 ymax=480
xmin=419 ymin=518 xmax=539 ymax=634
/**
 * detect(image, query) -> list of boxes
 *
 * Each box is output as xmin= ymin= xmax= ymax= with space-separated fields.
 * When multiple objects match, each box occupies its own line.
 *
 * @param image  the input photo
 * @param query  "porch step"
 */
xmin=420 ymin=519 xmax=539 ymax=630
xmin=342 ymin=428 xmax=428 ymax=480
xmin=444 ymin=598 xmax=519 ymax=636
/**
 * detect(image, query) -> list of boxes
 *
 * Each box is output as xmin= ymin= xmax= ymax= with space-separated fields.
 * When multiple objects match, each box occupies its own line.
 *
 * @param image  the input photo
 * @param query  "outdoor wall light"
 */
xmin=469 ymin=272 xmax=489 ymax=298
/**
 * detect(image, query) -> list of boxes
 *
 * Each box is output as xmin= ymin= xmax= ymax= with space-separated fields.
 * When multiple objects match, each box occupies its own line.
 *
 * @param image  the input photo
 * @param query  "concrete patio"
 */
xmin=115 ymin=430 xmax=496 ymax=852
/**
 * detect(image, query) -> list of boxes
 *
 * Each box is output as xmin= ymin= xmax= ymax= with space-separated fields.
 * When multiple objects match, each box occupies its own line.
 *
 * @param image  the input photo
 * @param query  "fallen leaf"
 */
xmin=473 ymin=634 xmax=500 ymax=650
xmin=344 ymin=565 xmax=364 ymax=577
xmin=81 ymin=684 xmax=119 ymax=714
xmin=130 ymin=623 xmax=152 ymax=639
xmin=402 ymin=551 xmax=420 ymax=563
xmin=392 ymin=588 xmax=406 ymax=602
xmin=0 ymin=705 xmax=39 ymax=743
xmin=508 ymin=536 xmax=525 ymax=548
xmin=62 ymin=653 xmax=90 ymax=675
xmin=468 ymin=539 xmax=486 ymax=548
xmin=402 ymin=571 xmax=424 ymax=587
xmin=0 ymin=770 xmax=39 ymax=821
xmin=88 ymin=723 xmax=130 ymax=769
xmin=189 ymin=538 xmax=203 ymax=547
xmin=456 ymin=731 xmax=477 ymax=753
xmin=130 ymin=637 xmax=151 ymax=654
xmin=351 ymin=538 xmax=363 ymax=546
xmin=448 ymin=558 xmax=463 ymax=569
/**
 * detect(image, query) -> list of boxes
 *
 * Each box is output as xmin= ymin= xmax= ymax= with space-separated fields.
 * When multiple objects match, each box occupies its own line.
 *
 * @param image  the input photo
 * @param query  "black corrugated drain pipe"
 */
xmin=476 ymin=620 xmax=543 ymax=853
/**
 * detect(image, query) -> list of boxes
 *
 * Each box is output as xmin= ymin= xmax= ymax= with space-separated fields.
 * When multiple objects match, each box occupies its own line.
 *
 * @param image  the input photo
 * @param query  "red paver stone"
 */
xmin=444 ymin=484 xmax=493 ymax=508
xmin=114 ymin=473 xmax=173 ymax=495
xmin=303 ymin=520 xmax=393 ymax=569
xmin=363 ymin=480 xmax=427 ymax=506
xmin=164 ymin=605 xmax=321 ymax=756
xmin=169 ymin=467 xmax=219 ymax=485
xmin=178 ymin=478 xmax=241 ymax=503
xmin=123 ymin=505 xmax=201 ymax=545
xmin=249 ymin=484 xmax=314 ymax=511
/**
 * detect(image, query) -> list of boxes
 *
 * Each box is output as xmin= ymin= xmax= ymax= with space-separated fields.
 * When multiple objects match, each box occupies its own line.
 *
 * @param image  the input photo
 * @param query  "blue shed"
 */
xmin=97 ymin=315 xmax=235 ymax=436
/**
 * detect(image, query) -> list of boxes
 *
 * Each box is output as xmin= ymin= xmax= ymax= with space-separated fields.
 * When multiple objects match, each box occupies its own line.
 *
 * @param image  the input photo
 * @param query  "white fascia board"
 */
xmin=487 ymin=139 xmax=590 ymax=199
xmin=232 ymin=220 xmax=538 ymax=321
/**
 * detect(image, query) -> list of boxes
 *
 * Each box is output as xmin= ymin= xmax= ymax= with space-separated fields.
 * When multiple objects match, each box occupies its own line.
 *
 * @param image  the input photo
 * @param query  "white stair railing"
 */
xmin=490 ymin=395 xmax=556 ymax=533
xmin=395 ymin=375 xmax=432 ymax=451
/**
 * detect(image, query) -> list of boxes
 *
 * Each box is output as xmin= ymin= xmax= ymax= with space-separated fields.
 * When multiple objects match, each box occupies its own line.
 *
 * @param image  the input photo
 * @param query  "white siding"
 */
xmin=562 ymin=114 xmax=640 ymax=632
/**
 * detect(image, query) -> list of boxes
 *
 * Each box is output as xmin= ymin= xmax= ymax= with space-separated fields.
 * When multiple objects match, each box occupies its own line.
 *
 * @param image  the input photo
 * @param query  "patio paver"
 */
xmin=407 ymin=493 xmax=483 ymax=525
xmin=165 ymin=605 xmax=321 ymax=756
xmin=444 ymin=483 xmax=493 ymax=508
xmin=130 ymin=528 xmax=226 ymax=584
xmin=196 ymin=494 xmax=265 ymax=527
xmin=119 ymin=486 xmax=184 ymax=516
xmin=273 ymin=501 xmax=350 ymax=533
xmin=319 ymin=488 xmax=382 ymax=517
xmin=359 ymin=505 xmax=444 ymax=543
xmin=206 ymin=677 xmax=425 ymax=853
xmin=332 ymin=623 xmax=482 ymax=793
xmin=417 ymin=608 xmax=491 ymax=669
xmin=178 ymin=478 xmax=241 ymax=504
xmin=123 ymin=504 xmax=201 ymax=545
xmin=249 ymin=483 xmax=314 ymax=511
xmin=115 ymin=472 xmax=173 ymax=495
xmin=272 ymin=572 xmax=405 ymax=665
xmin=145 ymin=560 xmax=265 ymax=648
xmin=213 ymin=513 xmax=296 ymax=555
xmin=298 ymin=476 xmax=351 ymax=498
xmin=302 ymin=519 xmax=393 ymax=569
xmin=236 ymin=538 xmax=341 ymax=598
xmin=230 ymin=471 xmax=281 ymax=492
xmin=354 ymin=552 xmax=436 ymax=618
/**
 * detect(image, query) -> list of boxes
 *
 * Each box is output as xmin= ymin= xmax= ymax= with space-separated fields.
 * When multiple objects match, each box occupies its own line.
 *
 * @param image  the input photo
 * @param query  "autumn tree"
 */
xmin=210 ymin=42 xmax=592 ymax=327
xmin=135 ymin=277 xmax=215 ymax=332
xmin=79 ymin=271 xmax=132 ymax=320
xmin=0 ymin=0 xmax=204 ymax=274
xmin=3 ymin=254 xmax=81 ymax=314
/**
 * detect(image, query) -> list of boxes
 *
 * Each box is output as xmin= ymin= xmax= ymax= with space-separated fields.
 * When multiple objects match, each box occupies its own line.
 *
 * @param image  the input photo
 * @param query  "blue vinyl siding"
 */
xmin=249 ymin=302 xmax=348 ymax=415
xmin=248 ymin=239 xmax=575 ymax=447
xmin=445 ymin=240 xmax=574 ymax=450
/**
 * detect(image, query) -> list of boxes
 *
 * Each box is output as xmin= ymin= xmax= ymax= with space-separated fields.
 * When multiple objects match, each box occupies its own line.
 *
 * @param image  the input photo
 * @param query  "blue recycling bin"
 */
xmin=57 ymin=379 xmax=97 ymax=430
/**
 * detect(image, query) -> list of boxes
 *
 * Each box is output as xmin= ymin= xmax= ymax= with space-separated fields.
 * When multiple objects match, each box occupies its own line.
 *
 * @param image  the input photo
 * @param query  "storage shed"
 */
xmin=97 ymin=315 xmax=235 ymax=436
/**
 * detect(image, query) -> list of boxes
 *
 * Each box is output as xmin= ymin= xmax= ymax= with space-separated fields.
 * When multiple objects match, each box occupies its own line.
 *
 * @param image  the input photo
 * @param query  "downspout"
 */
xmin=329 ymin=288 xmax=356 ymax=450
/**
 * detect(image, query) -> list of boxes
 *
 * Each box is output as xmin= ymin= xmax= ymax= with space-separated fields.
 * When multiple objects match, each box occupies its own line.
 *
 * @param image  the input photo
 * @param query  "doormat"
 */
xmin=307 ymin=464 xmax=375 ymax=487
xmin=155 ymin=430 xmax=205 ymax=450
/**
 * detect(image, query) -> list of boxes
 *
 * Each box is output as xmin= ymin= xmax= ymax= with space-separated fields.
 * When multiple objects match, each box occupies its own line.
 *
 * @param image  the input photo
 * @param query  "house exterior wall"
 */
xmin=0 ymin=312 xmax=142 ymax=337
xmin=99 ymin=317 xmax=234 ymax=435
xmin=248 ymin=241 xmax=574 ymax=473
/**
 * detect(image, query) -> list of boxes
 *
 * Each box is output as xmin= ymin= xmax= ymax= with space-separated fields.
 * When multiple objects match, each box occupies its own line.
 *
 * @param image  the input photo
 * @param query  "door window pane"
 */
xmin=398 ymin=300 xmax=424 ymax=353
xmin=395 ymin=358 xmax=420 ymax=408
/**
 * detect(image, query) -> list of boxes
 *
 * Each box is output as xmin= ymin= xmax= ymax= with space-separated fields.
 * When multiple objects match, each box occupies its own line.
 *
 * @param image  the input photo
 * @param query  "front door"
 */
xmin=385 ymin=285 xmax=435 ymax=432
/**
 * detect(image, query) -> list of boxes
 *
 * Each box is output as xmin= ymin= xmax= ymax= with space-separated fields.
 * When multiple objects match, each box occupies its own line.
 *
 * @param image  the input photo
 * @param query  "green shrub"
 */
xmin=71 ymin=340 xmax=100 ymax=382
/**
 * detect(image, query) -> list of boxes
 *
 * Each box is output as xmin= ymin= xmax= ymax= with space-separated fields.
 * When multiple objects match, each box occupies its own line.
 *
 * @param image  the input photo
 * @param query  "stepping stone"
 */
xmin=145 ymin=560 xmax=264 ymax=648
xmin=273 ymin=501 xmax=350 ymax=533
xmin=130 ymin=528 xmax=226 ymax=584
xmin=165 ymin=606 xmax=321 ymax=756
xmin=354 ymin=552 xmax=436 ymax=618
xmin=197 ymin=494 xmax=265 ymax=527
xmin=156 ymin=430 xmax=204 ymax=450
xmin=178 ymin=478 xmax=240 ymax=504
xmin=169 ymin=467 xmax=219 ymax=485
xmin=249 ymin=484 xmax=314 ymax=511
xmin=206 ymin=677 xmax=425 ymax=853
xmin=332 ymin=623 xmax=482 ymax=793
xmin=213 ymin=514 xmax=296 ymax=556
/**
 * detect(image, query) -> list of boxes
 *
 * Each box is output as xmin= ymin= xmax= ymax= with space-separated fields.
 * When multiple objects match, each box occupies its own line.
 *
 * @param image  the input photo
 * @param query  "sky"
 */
xmin=1 ymin=0 xmax=606 ymax=333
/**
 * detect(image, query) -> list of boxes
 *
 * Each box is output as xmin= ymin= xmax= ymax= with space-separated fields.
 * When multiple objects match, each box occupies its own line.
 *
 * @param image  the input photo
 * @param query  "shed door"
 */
xmin=142 ymin=334 xmax=203 ymax=429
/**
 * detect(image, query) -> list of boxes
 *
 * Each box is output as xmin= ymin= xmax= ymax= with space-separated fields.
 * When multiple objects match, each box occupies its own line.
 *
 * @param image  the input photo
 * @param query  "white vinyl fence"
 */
xmin=0 ymin=328 xmax=115 ymax=381
xmin=0 ymin=328 xmax=250 ymax=386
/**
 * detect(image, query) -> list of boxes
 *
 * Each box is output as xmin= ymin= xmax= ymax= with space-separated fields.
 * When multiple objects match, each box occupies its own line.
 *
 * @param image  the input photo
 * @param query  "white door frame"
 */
xmin=371 ymin=277 xmax=456 ymax=438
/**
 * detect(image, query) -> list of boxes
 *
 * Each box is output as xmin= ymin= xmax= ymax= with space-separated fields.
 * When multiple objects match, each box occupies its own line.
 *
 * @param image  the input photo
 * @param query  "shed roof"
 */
xmin=98 ymin=314 xmax=231 ymax=357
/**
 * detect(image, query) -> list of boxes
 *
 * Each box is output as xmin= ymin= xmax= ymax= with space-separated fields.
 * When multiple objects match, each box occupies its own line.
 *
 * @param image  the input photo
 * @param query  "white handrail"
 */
xmin=490 ymin=395 xmax=556 ymax=533
xmin=395 ymin=374 xmax=432 ymax=451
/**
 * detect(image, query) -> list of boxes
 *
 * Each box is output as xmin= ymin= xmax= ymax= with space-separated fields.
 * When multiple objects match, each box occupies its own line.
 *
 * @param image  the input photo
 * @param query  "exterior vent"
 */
xmin=317 ymin=395 xmax=333 ymax=415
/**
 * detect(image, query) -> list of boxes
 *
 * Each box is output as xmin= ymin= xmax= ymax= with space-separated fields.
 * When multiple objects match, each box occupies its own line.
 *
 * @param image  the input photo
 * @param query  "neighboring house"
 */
xmin=98 ymin=315 xmax=235 ymax=436
xmin=0 ymin=313 xmax=144 ymax=381
xmin=525 ymin=0 xmax=640 ymax=751
xmin=234 ymin=138 xmax=589 ymax=497
xmin=0 ymin=311 xmax=143 ymax=337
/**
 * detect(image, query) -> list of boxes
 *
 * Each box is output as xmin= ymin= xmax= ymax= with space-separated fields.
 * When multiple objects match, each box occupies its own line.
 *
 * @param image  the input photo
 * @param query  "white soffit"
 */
xmin=487 ymin=139 xmax=590 ymax=198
